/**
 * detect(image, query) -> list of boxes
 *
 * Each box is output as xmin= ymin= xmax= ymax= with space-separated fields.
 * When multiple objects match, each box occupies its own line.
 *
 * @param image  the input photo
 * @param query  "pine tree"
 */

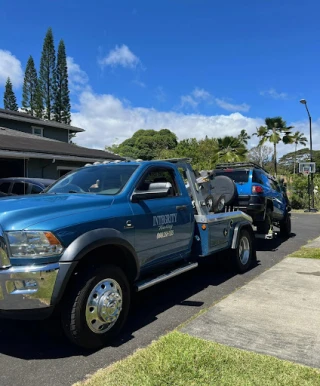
xmin=54 ymin=39 xmax=71 ymax=124
xmin=34 ymin=81 xmax=44 ymax=118
xmin=39 ymin=27 xmax=56 ymax=120
xmin=3 ymin=77 xmax=18 ymax=111
xmin=22 ymin=56 xmax=39 ymax=116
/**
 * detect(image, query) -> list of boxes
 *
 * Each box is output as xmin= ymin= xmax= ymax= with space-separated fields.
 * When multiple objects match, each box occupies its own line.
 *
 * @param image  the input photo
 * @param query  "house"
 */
xmin=0 ymin=108 xmax=81 ymax=143
xmin=0 ymin=109 xmax=124 ymax=180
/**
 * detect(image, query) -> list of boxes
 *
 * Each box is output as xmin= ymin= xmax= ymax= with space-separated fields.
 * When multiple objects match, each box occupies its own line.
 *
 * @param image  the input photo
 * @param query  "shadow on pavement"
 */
xmin=0 ymin=257 xmax=251 ymax=360
xmin=254 ymin=232 xmax=296 ymax=252
xmin=0 ymin=230 xmax=290 ymax=360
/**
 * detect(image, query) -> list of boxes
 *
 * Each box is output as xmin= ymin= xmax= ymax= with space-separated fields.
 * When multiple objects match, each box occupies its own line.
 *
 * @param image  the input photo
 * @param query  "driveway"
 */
xmin=0 ymin=213 xmax=319 ymax=386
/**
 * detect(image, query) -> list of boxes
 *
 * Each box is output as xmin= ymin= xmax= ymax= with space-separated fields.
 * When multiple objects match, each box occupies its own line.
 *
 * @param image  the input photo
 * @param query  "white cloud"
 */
xmin=180 ymin=94 xmax=199 ymax=108
xmin=155 ymin=86 xmax=166 ymax=102
xmin=63 ymin=58 xmax=315 ymax=160
xmin=180 ymin=87 xmax=212 ymax=108
xmin=72 ymin=89 xmax=264 ymax=150
xmin=67 ymin=56 xmax=90 ymax=93
xmin=192 ymin=87 xmax=211 ymax=100
xmin=215 ymin=98 xmax=251 ymax=112
xmin=132 ymin=79 xmax=146 ymax=88
xmin=99 ymin=45 xmax=140 ymax=69
xmin=260 ymin=88 xmax=288 ymax=100
xmin=180 ymin=88 xmax=249 ymax=113
xmin=0 ymin=49 xmax=23 ymax=88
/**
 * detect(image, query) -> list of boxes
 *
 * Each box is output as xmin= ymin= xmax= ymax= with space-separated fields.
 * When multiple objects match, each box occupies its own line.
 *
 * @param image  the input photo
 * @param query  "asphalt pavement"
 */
xmin=0 ymin=213 xmax=319 ymax=386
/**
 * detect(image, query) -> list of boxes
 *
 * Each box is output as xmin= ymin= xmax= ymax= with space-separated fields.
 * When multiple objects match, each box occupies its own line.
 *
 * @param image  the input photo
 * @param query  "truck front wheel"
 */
xmin=61 ymin=264 xmax=130 ymax=350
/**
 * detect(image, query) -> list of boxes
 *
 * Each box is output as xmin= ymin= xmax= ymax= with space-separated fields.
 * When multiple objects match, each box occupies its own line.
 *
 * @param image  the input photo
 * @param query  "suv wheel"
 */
xmin=257 ymin=208 xmax=272 ymax=234
xmin=280 ymin=213 xmax=291 ymax=237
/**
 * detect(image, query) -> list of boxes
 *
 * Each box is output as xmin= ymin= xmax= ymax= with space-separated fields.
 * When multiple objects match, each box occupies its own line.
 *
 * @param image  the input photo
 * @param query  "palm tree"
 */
xmin=253 ymin=117 xmax=293 ymax=176
xmin=292 ymin=131 xmax=308 ymax=175
xmin=238 ymin=129 xmax=251 ymax=145
xmin=215 ymin=136 xmax=247 ymax=163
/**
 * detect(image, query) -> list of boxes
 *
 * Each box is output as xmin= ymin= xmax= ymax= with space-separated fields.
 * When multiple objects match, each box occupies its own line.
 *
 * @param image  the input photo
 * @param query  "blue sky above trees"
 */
xmin=0 ymin=0 xmax=319 ymax=156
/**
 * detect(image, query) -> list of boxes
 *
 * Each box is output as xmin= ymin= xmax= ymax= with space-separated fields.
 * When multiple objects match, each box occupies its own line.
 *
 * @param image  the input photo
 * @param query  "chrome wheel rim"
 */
xmin=86 ymin=278 xmax=123 ymax=334
xmin=239 ymin=236 xmax=250 ymax=265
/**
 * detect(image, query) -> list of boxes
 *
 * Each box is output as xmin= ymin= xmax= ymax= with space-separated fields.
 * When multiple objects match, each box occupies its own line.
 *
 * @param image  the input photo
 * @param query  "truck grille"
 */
xmin=0 ymin=226 xmax=10 ymax=268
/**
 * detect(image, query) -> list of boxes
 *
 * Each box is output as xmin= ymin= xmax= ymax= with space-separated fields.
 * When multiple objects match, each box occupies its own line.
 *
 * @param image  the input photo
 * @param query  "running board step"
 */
xmin=136 ymin=262 xmax=198 ymax=292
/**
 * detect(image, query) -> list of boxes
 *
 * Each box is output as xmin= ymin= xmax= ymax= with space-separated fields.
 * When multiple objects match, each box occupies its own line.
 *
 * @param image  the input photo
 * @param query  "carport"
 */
xmin=0 ymin=127 xmax=124 ymax=180
xmin=0 ymin=158 xmax=25 ymax=178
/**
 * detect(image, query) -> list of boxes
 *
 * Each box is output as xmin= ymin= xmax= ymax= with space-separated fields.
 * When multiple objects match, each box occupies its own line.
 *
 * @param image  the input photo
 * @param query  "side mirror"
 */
xmin=131 ymin=182 xmax=172 ymax=202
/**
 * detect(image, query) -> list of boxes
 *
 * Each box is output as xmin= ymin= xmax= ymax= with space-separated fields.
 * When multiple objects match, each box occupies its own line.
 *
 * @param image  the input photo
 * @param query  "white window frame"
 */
xmin=32 ymin=126 xmax=43 ymax=137
xmin=56 ymin=166 xmax=78 ymax=171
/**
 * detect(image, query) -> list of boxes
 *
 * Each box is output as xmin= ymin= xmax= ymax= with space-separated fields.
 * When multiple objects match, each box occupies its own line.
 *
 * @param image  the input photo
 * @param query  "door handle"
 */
xmin=176 ymin=205 xmax=187 ymax=211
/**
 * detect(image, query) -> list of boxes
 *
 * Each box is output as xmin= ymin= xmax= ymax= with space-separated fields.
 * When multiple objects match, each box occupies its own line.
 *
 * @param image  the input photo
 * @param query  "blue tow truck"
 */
xmin=0 ymin=158 xmax=255 ymax=349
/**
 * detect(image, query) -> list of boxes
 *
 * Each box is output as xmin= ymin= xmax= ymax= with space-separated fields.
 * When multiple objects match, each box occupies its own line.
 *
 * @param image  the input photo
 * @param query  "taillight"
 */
xmin=252 ymin=185 xmax=263 ymax=194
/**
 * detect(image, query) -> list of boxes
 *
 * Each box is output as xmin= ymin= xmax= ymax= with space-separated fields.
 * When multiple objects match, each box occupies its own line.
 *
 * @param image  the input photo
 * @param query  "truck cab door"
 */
xmin=129 ymin=166 xmax=193 ymax=271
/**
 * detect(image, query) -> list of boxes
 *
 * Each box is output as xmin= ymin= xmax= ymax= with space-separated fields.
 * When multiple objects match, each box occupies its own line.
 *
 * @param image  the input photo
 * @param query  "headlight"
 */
xmin=7 ymin=231 xmax=64 ymax=258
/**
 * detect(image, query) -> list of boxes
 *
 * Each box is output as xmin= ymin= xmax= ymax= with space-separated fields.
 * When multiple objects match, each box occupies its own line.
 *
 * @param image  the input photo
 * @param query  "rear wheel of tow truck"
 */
xmin=232 ymin=229 xmax=253 ymax=273
xmin=61 ymin=264 xmax=130 ymax=350
xmin=280 ymin=213 xmax=291 ymax=237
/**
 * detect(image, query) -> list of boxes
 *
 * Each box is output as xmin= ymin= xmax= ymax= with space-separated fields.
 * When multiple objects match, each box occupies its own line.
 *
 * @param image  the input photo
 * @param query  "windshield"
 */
xmin=45 ymin=164 xmax=138 ymax=195
xmin=215 ymin=169 xmax=250 ymax=183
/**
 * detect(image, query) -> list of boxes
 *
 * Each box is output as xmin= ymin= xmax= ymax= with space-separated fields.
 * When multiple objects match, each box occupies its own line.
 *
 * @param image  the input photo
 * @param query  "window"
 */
xmin=215 ymin=169 xmax=250 ymax=183
xmin=252 ymin=170 xmax=264 ymax=184
xmin=32 ymin=127 xmax=43 ymax=137
xmin=30 ymin=184 xmax=43 ymax=194
xmin=59 ymin=169 xmax=73 ymax=178
xmin=0 ymin=182 xmax=11 ymax=193
xmin=46 ymin=165 xmax=138 ymax=195
xmin=268 ymin=178 xmax=281 ymax=192
xmin=11 ymin=182 xmax=27 ymax=195
xmin=136 ymin=167 xmax=179 ymax=197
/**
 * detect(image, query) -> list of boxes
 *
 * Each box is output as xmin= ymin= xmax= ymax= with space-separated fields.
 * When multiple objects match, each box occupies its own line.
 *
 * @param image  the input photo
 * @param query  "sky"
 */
xmin=0 ymin=0 xmax=320 ymax=158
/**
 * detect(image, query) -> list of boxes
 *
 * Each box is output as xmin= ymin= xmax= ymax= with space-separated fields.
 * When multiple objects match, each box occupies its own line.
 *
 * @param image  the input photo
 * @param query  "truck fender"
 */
xmin=51 ymin=229 xmax=140 ymax=305
xmin=231 ymin=221 xmax=257 ymax=261
xmin=60 ymin=227 xmax=139 ymax=267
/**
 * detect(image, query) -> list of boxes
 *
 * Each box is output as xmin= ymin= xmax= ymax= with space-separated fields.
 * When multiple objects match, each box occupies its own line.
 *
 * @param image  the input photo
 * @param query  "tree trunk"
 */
xmin=274 ymin=142 xmax=277 ymax=176
xmin=293 ymin=143 xmax=297 ymax=176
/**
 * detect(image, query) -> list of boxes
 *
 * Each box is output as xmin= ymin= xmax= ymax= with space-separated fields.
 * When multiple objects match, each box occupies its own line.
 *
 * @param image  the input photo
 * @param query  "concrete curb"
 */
xmin=181 ymin=237 xmax=320 ymax=369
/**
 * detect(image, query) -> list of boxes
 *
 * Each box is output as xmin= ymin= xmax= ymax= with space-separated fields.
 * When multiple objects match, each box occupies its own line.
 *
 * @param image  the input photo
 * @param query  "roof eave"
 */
xmin=0 ymin=149 xmax=122 ymax=163
xmin=0 ymin=113 xmax=84 ymax=132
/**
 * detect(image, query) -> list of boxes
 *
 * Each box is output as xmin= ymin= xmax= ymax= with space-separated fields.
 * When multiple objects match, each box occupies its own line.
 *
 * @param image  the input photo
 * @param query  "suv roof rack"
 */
xmin=152 ymin=157 xmax=192 ymax=164
xmin=215 ymin=162 xmax=268 ymax=173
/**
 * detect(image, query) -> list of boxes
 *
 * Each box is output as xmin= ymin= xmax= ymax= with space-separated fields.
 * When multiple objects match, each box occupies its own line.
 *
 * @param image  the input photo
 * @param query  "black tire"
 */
xmin=61 ymin=264 xmax=130 ymax=350
xmin=212 ymin=194 xmax=226 ymax=213
xmin=280 ymin=213 xmax=291 ymax=237
xmin=231 ymin=229 xmax=253 ymax=273
xmin=205 ymin=194 xmax=214 ymax=212
xmin=210 ymin=175 xmax=237 ymax=206
xmin=256 ymin=207 xmax=272 ymax=234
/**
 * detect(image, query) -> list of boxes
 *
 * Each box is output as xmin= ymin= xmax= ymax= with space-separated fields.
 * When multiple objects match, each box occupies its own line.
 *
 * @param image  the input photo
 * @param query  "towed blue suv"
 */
xmin=213 ymin=162 xmax=291 ymax=236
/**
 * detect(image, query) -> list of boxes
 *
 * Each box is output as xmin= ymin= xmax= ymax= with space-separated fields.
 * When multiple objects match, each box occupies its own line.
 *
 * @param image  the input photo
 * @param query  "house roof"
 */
xmin=0 ymin=127 xmax=124 ymax=162
xmin=0 ymin=108 xmax=84 ymax=133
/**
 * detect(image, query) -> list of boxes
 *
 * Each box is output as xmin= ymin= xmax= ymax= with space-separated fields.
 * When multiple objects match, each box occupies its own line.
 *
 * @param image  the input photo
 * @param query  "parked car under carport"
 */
xmin=0 ymin=177 xmax=55 ymax=196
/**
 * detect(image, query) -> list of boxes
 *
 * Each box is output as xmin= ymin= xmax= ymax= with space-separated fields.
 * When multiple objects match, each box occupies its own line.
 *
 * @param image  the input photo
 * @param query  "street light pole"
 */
xmin=300 ymin=99 xmax=317 ymax=212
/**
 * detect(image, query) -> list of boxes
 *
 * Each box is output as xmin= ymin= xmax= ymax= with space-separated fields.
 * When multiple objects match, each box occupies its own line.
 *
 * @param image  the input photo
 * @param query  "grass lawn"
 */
xmin=288 ymin=247 xmax=320 ymax=259
xmin=291 ymin=209 xmax=320 ymax=214
xmin=74 ymin=331 xmax=320 ymax=386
